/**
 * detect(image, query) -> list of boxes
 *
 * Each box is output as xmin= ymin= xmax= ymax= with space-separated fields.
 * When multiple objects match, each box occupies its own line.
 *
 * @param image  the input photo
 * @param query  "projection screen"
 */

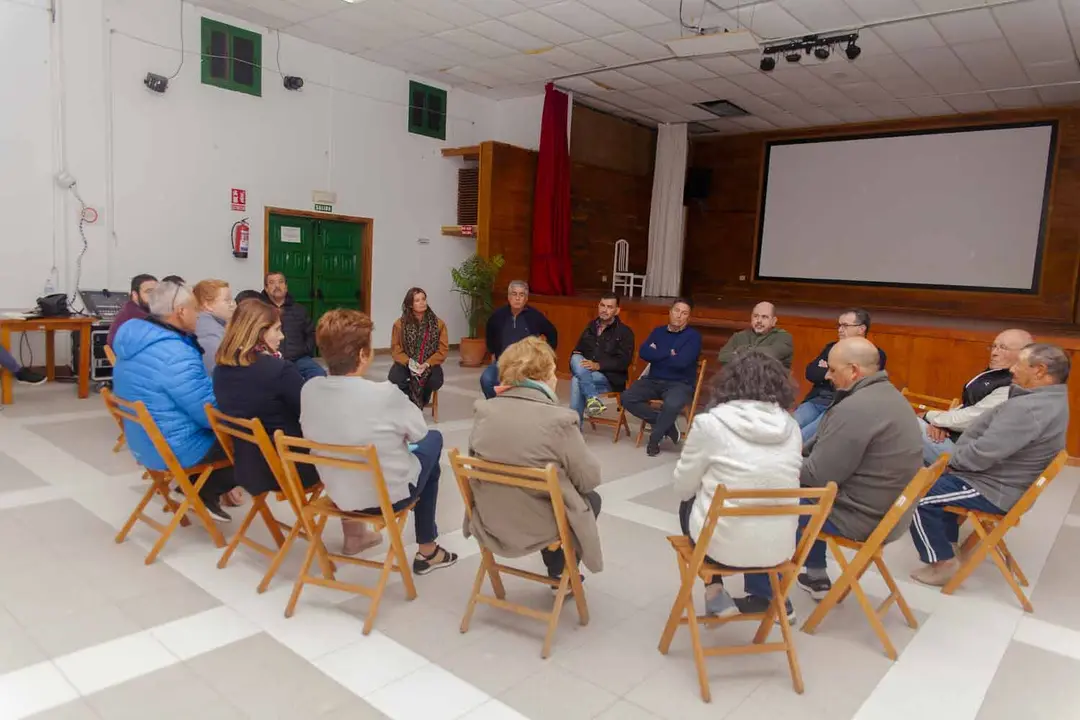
xmin=755 ymin=122 xmax=1057 ymax=292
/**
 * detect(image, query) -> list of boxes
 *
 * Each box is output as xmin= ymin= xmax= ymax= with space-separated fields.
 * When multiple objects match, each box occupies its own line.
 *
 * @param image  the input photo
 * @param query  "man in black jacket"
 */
xmin=481 ymin=280 xmax=557 ymax=398
xmin=569 ymin=293 xmax=634 ymax=425
xmin=260 ymin=272 xmax=325 ymax=380
xmin=793 ymin=309 xmax=886 ymax=444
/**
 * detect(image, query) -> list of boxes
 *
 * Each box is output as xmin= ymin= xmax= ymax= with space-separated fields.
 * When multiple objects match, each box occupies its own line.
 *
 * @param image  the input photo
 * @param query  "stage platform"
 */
xmin=529 ymin=293 xmax=1080 ymax=456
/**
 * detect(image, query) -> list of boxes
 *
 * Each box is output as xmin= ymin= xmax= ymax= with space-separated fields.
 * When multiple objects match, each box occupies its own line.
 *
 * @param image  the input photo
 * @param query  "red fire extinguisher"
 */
xmin=231 ymin=218 xmax=249 ymax=259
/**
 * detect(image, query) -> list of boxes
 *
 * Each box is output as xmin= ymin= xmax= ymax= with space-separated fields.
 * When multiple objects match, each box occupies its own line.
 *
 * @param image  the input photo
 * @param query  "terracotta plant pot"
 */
xmin=459 ymin=337 xmax=488 ymax=367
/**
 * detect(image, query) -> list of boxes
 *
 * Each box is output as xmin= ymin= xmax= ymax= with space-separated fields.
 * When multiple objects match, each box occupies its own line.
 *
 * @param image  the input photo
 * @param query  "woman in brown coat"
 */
xmin=389 ymin=287 xmax=449 ymax=409
xmin=467 ymin=336 xmax=603 ymax=578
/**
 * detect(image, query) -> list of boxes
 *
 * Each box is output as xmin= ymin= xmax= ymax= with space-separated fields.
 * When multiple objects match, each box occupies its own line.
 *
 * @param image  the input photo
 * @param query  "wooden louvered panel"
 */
xmin=457 ymin=167 xmax=479 ymax=226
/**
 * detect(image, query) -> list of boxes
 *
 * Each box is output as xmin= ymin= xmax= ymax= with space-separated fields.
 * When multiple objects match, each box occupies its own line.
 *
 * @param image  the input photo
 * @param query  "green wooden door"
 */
xmin=313 ymin=219 xmax=364 ymax=323
xmin=267 ymin=214 xmax=317 ymax=321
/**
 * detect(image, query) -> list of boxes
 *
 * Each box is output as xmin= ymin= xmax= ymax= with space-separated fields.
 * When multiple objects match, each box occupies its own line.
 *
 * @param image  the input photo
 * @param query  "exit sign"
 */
xmin=313 ymin=203 xmax=333 ymax=213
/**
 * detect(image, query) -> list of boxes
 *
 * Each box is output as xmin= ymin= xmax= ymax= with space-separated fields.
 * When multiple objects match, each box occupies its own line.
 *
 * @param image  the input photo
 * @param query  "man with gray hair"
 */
xmin=111 ymin=281 xmax=236 ymax=522
xmin=480 ymin=280 xmax=558 ymax=399
xmin=910 ymin=343 xmax=1069 ymax=587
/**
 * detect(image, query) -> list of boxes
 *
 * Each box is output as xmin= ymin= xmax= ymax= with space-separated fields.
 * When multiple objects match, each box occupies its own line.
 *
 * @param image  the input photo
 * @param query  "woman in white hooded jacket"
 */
xmin=674 ymin=350 xmax=802 ymax=617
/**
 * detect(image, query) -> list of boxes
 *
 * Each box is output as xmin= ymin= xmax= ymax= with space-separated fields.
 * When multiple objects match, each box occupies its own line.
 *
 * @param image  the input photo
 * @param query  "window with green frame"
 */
xmin=201 ymin=17 xmax=262 ymax=97
xmin=408 ymin=81 xmax=447 ymax=140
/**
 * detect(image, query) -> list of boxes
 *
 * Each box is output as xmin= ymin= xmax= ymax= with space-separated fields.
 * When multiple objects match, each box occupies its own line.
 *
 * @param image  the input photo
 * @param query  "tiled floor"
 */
xmin=1 ymin=353 xmax=1078 ymax=719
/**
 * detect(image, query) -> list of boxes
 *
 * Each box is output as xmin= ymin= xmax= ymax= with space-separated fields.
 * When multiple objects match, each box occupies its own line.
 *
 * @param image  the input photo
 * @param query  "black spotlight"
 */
xmin=760 ymin=55 xmax=776 ymax=72
xmin=283 ymin=75 xmax=304 ymax=91
xmin=143 ymin=72 xmax=168 ymax=93
xmin=814 ymin=46 xmax=830 ymax=60
xmin=845 ymin=40 xmax=862 ymax=60
xmin=785 ymin=51 xmax=801 ymax=63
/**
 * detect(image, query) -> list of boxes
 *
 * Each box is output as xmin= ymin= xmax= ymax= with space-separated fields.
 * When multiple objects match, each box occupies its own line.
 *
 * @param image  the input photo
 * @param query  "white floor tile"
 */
xmin=263 ymin=604 xmax=372 ymax=660
xmin=0 ymin=662 xmax=78 ymax=720
xmin=366 ymin=664 xmax=488 ymax=720
xmin=313 ymin=632 xmax=429 ymax=697
xmin=53 ymin=631 xmax=177 ymax=696
xmin=1014 ymin=616 xmax=1080 ymax=663
xmin=458 ymin=699 xmax=531 ymax=720
xmin=149 ymin=606 xmax=260 ymax=660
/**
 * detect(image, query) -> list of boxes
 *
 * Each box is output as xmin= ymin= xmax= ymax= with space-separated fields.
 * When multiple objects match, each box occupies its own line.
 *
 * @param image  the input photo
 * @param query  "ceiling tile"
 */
xmin=457 ymin=0 xmax=529 ymax=17
xmin=628 ymin=86 xmax=680 ymax=106
xmin=579 ymin=0 xmax=671 ymax=29
xmin=988 ymin=88 xmax=1041 ymax=108
xmin=944 ymin=92 xmax=996 ymax=113
xmin=407 ymin=35 xmax=485 ymax=65
xmin=798 ymin=107 xmax=843 ymax=125
xmin=836 ymin=81 xmax=893 ymax=103
xmin=601 ymin=90 xmax=655 ymax=109
xmin=397 ymin=0 xmax=490 ymax=27
xmin=864 ymin=100 xmax=916 ymax=118
xmin=829 ymin=104 xmax=878 ymax=122
xmin=585 ymin=69 xmax=648 ymax=90
xmin=539 ymin=1 xmax=629 ymax=36
xmin=1024 ymin=59 xmax=1080 ymax=85
xmin=561 ymin=38 xmax=637 ymax=65
xmin=470 ymin=19 xmax=549 ymax=51
xmin=769 ymin=66 xmax=833 ymax=92
xmin=638 ymin=0 xmax=694 ymax=22
xmin=778 ymin=0 xmax=862 ymax=29
xmin=497 ymin=53 xmax=564 ymax=80
xmin=354 ymin=0 xmax=455 ymax=34
xmin=951 ymin=39 xmax=1029 ymax=89
xmin=1037 ymin=85 xmax=1080 ymax=105
xmin=844 ymin=0 xmax=921 ymax=23
xmin=515 ymin=0 xmax=565 ymax=6
xmin=651 ymin=58 xmax=717 ymax=81
xmin=694 ymin=55 xmax=760 ymax=75
xmin=657 ymin=82 xmax=718 ymax=103
xmin=730 ymin=116 xmax=777 ymax=130
xmin=598 ymin=30 xmax=670 ymax=60
xmin=554 ymin=75 xmax=604 ymax=93
xmin=876 ymin=74 xmax=936 ymax=98
xmin=728 ymin=95 xmax=783 ymax=115
xmin=234 ymin=0 xmax=313 ymax=26
xmin=994 ymin=1 xmax=1074 ymax=66
xmin=692 ymin=76 xmax=751 ymax=97
xmin=501 ymin=10 xmax=587 ymax=43
xmin=700 ymin=118 xmax=742 ymax=134
xmin=535 ymin=46 xmax=602 ymax=72
xmin=874 ymin=18 xmax=946 ymax=53
xmin=759 ymin=111 xmax=808 ymax=128
xmin=617 ymin=63 xmax=681 ymax=85
xmin=902 ymin=96 xmax=954 ymax=116
xmin=673 ymin=104 xmax=723 ymax=121
xmin=445 ymin=64 xmax=505 ymax=87
xmin=638 ymin=21 xmax=689 ymax=43
xmin=901 ymin=47 xmax=982 ymax=93
xmin=738 ymin=2 xmax=808 ymax=38
xmin=435 ymin=28 xmax=518 ymax=58
xmin=640 ymin=107 xmax=691 ymax=123
xmin=727 ymin=71 xmax=789 ymax=95
xmin=852 ymin=28 xmax=897 ymax=56
xmin=929 ymin=9 xmax=1002 ymax=44
xmin=844 ymin=53 xmax=914 ymax=81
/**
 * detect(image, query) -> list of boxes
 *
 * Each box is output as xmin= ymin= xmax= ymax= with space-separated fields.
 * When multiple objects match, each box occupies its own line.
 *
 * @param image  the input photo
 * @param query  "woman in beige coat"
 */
xmin=467 ymin=336 xmax=604 ymax=578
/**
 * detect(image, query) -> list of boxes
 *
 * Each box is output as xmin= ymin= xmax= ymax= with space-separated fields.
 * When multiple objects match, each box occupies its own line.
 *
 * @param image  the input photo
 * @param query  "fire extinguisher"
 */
xmin=231 ymin=218 xmax=249 ymax=258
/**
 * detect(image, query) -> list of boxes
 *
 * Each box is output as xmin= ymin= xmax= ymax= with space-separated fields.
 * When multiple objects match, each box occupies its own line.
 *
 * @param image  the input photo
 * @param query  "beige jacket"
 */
xmin=465 ymin=385 xmax=604 ymax=572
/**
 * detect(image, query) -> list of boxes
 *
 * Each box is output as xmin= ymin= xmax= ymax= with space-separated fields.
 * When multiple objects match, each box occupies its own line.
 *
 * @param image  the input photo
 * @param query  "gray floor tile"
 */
xmin=84 ymin=662 xmax=227 ymax=720
xmin=0 ymin=451 xmax=48 ymax=492
xmin=0 ymin=608 xmax=47 ymax=674
xmin=25 ymin=700 xmax=100 ymax=720
xmin=25 ymin=418 xmax=140 ymax=476
xmin=977 ymin=641 xmax=1080 ymax=720
xmin=499 ymin=665 xmax=619 ymax=720
xmin=1030 ymin=525 xmax=1080 ymax=632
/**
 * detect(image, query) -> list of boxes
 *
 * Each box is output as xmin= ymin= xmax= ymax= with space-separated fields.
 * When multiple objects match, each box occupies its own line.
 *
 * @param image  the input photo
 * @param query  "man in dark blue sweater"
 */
xmin=621 ymin=298 xmax=703 ymax=456
xmin=481 ymin=280 xmax=558 ymax=398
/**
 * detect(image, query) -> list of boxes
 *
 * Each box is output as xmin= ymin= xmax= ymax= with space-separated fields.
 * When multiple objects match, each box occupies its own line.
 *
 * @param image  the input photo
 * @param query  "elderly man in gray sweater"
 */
xmin=910 ymin=343 xmax=1070 ymax=586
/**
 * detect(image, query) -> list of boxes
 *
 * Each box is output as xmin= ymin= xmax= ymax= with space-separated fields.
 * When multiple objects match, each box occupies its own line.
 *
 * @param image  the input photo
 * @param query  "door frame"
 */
xmin=263 ymin=207 xmax=374 ymax=315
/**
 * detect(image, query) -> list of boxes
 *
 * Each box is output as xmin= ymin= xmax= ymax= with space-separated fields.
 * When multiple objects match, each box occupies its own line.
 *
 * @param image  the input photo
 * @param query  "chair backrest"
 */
xmin=273 ymin=431 xmax=394 ymax=519
xmin=104 ymin=345 xmax=117 ymax=365
xmin=858 ymin=454 xmax=951 ymax=550
xmin=1002 ymin=449 xmax=1069 ymax=522
xmin=448 ymin=449 xmax=575 ymax=553
xmin=688 ymin=358 xmax=708 ymax=419
xmin=901 ymin=387 xmax=959 ymax=412
xmin=205 ymin=405 xmax=297 ymax=506
xmin=613 ymin=239 xmax=629 ymax=274
xmin=102 ymin=387 xmax=187 ymax=477
xmin=695 ymin=482 xmax=838 ymax=573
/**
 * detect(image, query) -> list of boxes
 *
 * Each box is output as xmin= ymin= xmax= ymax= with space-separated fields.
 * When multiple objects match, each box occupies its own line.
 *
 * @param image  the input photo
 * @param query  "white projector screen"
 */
xmin=755 ymin=123 xmax=1056 ymax=291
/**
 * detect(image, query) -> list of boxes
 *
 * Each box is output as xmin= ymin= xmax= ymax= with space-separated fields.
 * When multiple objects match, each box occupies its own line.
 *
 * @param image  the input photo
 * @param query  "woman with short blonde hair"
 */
xmin=193 ymin=278 xmax=235 ymax=373
xmin=468 ymin=336 xmax=604 ymax=581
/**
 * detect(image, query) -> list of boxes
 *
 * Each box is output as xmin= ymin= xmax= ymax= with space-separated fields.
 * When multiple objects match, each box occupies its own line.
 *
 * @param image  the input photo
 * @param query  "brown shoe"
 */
xmin=910 ymin=558 xmax=960 ymax=587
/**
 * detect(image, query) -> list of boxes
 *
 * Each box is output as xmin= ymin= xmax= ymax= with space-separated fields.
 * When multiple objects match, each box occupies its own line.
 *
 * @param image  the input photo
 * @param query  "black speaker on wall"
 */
xmin=684 ymin=167 xmax=712 ymax=201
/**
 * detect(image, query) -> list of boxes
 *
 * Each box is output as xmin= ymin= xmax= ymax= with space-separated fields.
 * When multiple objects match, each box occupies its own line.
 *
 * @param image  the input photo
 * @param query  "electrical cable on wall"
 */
xmin=166 ymin=0 xmax=184 ymax=79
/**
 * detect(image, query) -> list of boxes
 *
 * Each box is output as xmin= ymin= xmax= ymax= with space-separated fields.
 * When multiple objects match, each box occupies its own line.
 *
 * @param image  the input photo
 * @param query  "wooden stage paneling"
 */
xmin=529 ymin=294 xmax=1080 ymax=457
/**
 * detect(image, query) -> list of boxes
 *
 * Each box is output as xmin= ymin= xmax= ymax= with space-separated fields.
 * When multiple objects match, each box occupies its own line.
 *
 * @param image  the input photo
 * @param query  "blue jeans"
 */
xmin=743 ymin=499 xmax=842 ymax=599
xmin=919 ymin=419 xmax=957 ymax=466
xmin=793 ymin=401 xmax=827 ymax=445
xmin=910 ymin=472 xmax=1002 ymax=564
xmin=360 ymin=430 xmax=443 ymax=545
xmin=480 ymin=363 xmax=499 ymax=399
xmin=569 ymin=354 xmax=611 ymax=424
xmin=292 ymin=356 xmax=327 ymax=381
xmin=0 ymin=345 xmax=20 ymax=374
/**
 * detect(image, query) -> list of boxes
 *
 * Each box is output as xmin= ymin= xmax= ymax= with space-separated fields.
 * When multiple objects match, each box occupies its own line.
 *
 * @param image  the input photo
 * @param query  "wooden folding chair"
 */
xmin=449 ymin=449 xmax=588 ymax=659
xmin=942 ymin=449 xmax=1068 ymax=612
xmin=800 ymin=455 xmax=950 ymax=659
xmin=587 ymin=355 xmax=636 ymax=443
xmin=659 ymin=482 xmax=838 ymax=702
xmin=901 ymin=387 xmax=960 ymax=413
xmin=102 ymin=346 xmax=126 ymax=452
xmin=275 ymin=431 xmax=417 ymax=633
xmin=429 ymin=390 xmax=439 ymax=423
xmin=104 ymin=388 xmax=227 ymax=564
xmin=206 ymin=407 xmax=333 ymax=592
xmin=635 ymin=358 xmax=708 ymax=447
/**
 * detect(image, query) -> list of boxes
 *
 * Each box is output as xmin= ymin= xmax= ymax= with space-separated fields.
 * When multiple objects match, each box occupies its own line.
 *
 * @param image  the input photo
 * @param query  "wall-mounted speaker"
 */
xmin=684 ymin=167 xmax=712 ymax=201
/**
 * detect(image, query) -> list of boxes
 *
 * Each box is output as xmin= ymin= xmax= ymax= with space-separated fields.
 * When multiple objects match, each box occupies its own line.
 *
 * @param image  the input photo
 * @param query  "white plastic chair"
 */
xmin=612 ymin=239 xmax=646 ymax=297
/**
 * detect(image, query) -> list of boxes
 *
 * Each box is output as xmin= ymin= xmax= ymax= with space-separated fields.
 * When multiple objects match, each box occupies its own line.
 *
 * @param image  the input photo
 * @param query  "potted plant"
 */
xmin=451 ymin=253 xmax=505 ymax=367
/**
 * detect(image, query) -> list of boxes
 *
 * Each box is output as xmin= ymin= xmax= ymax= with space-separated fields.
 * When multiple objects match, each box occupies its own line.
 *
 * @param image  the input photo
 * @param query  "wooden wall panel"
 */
xmin=569 ymin=161 xmax=651 ymax=291
xmin=570 ymin=104 xmax=656 ymax=177
xmin=529 ymin=295 xmax=1080 ymax=456
xmin=684 ymin=107 xmax=1080 ymax=322
xmin=478 ymin=141 xmax=537 ymax=291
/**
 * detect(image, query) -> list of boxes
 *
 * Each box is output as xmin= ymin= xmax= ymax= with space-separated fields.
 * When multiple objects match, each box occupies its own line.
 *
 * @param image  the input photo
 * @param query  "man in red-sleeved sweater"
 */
xmin=106 ymin=274 xmax=157 ymax=348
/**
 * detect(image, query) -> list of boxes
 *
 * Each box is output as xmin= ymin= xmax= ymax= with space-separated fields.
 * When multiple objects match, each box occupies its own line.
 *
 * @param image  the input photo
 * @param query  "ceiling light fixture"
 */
xmin=814 ymin=46 xmax=830 ymax=61
xmin=785 ymin=51 xmax=801 ymax=63
xmin=845 ymin=40 xmax=862 ymax=60
xmin=760 ymin=55 xmax=776 ymax=72
xmin=759 ymin=32 xmax=859 ymax=73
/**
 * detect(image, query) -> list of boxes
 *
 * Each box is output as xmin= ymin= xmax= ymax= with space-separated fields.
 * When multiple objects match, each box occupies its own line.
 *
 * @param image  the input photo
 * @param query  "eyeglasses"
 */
xmin=989 ymin=344 xmax=1020 ymax=352
xmin=837 ymin=323 xmax=863 ymax=329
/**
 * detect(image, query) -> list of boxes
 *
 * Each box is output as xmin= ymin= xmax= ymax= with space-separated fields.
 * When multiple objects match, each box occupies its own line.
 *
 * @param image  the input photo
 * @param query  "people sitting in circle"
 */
xmin=910 ymin=343 xmax=1069 ymax=587
xmin=740 ymin=337 xmax=922 ymax=621
xmin=389 ymin=287 xmax=448 ymax=411
xmin=0 ymin=345 xmax=45 ymax=385
xmin=620 ymin=297 xmax=702 ymax=457
xmin=794 ymin=309 xmax=886 ymax=444
xmin=213 ymin=298 xmax=320 ymax=498
xmin=918 ymin=329 xmax=1033 ymax=466
xmin=468 ymin=336 xmax=603 ymax=581
xmin=111 ymin=280 xmax=237 ymax=522
xmin=717 ymin=301 xmax=793 ymax=370
xmin=568 ymin=293 xmax=634 ymax=426
xmin=107 ymin=273 xmax=157 ymax=348
xmin=193 ymin=279 xmax=236 ymax=374
xmin=674 ymin=350 xmax=802 ymax=617
xmin=481 ymin=280 xmax=558 ymax=400
xmin=260 ymin=271 xmax=326 ymax=381
xmin=300 ymin=309 xmax=458 ymax=572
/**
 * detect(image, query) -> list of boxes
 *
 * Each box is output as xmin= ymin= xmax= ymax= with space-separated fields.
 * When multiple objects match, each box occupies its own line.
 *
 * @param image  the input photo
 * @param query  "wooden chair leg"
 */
xmin=259 ymin=523 xmax=302 ymax=593
xmin=986 ymin=538 xmax=1034 ymax=612
xmin=635 ymin=421 xmax=647 ymax=448
xmin=873 ymin=553 xmax=918 ymax=629
xmin=659 ymin=553 xmax=695 ymax=654
xmin=846 ymin=562 xmax=898 ymax=660
xmin=942 ymin=520 xmax=996 ymax=597
xmin=217 ymin=500 xmax=263 ymax=569
xmin=115 ymin=482 xmax=160 ymax=544
xmin=485 ymin=549 xmax=507 ymax=600
xmin=460 ymin=555 xmax=489 ymax=634
xmin=144 ymin=495 xmax=194 ymax=565
xmin=542 ymin=572 xmax=571 ymax=659
xmin=686 ymin=594 xmax=711 ymax=703
xmin=769 ymin=571 xmax=804 ymax=694
xmin=388 ymin=514 xmax=418 ymax=602
xmin=996 ymin=537 xmax=1028 ymax=586
xmin=112 ymin=433 xmax=125 ymax=453
xmin=285 ymin=514 xmax=326 ymax=618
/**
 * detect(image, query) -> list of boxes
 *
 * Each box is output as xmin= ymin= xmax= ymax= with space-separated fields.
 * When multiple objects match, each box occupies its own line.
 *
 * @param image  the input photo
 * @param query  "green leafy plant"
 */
xmin=451 ymin=253 xmax=505 ymax=338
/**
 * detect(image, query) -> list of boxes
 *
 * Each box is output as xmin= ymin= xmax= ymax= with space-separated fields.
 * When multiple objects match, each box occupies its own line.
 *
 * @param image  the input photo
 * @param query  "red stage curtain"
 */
xmin=529 ymin=83 xmax=574 ymax=296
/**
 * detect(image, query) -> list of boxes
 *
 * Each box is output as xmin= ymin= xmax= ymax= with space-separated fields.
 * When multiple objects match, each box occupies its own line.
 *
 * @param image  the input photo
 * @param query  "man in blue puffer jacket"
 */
xmin=112 ymin=280 xmax=236 ymax=521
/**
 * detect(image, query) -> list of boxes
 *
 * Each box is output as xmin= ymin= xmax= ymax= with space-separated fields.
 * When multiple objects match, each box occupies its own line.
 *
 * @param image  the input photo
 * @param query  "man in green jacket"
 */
xmin=717 ymin=301 xmax=794 ymax=369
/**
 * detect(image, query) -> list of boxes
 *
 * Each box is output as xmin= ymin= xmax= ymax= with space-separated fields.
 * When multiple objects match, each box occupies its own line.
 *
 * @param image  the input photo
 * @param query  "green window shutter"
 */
xmin=408 ymin=81 xmax=447 ymax=141
xmin=201 ymin=17 xmax=262 ymax=97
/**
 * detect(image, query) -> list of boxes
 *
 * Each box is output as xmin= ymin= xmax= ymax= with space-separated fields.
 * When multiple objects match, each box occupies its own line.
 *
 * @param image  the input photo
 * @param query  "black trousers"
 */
xmin=679 ymin=498 xmax=723 ymax=586
xmin=542 ymin=491 xmax=602 ymax=578
xmin=388 ymin=362 xmax=445 ymax=407
xmin=196 ymin=442 xmax=238 ymax=501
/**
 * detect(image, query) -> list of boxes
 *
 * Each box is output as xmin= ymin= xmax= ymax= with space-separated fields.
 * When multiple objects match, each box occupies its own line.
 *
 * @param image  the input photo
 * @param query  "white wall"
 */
xmin=2 ymin=0 xmax=551 ymax=362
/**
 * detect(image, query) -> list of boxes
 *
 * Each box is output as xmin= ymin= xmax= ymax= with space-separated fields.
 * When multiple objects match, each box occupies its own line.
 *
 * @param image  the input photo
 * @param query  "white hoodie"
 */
xmin=673 ymin=400 xmax=803 ymax=568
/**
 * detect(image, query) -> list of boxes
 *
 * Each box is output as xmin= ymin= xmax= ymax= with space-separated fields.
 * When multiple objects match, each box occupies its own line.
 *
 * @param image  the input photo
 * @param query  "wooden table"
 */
xmin=0 ymin=316 xmax=96 ymax=404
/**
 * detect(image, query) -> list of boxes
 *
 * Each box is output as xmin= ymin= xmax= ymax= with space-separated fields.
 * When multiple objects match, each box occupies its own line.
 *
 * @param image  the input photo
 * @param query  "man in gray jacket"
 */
xmin=738 ymin=337 xmax=923 ymax=618
xmin=910 ymin=343 xmax=1070 ymax=586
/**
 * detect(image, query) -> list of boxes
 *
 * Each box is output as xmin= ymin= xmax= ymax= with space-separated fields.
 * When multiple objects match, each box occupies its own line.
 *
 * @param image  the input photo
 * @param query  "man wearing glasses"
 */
xmin=917 ymin=328 xmax=1033 ymax=465
xmin=793 ymin=309 xmax=886 ymax=444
